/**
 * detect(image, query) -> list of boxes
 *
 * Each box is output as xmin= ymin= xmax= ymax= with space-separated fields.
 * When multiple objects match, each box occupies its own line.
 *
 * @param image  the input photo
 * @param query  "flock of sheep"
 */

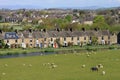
xmin=1 ymin=51 xmax=107 ymax=77
xmin=82 ymin=64 xmax=105 ymax=75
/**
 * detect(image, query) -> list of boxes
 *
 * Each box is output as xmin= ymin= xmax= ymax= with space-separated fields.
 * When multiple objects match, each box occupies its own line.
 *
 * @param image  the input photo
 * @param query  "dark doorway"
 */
xmin=117 ymin=32 xmax=120 ymax=44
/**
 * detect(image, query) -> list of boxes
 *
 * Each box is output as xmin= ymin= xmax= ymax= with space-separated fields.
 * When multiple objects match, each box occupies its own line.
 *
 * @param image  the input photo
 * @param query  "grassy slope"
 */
xmin=0 ymin=50 xmax=120 ymax=80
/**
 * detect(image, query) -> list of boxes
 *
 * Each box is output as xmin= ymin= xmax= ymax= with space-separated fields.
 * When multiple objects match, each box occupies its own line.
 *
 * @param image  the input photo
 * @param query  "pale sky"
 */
xmin=0 ymin=0 xmax=120 ymax=9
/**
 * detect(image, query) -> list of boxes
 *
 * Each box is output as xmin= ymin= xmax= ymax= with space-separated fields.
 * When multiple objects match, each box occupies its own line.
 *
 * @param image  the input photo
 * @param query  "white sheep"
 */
xmin=102 ymin=71 xmax=106 ymax=75
xmin=47 ymin=63 xmax=50 ymax=65
xmin=4 ymin=64 xmax=8 ymax=67
xmin=87 ymin=55 xmax=90 ymax=57
xmin=22 ymin=63 xmax=26 ymax=66
xmin=42 ymin=63 xmax=46 ymax=66
xmin=82 ymin=64 xmax=86 ymax=68
xmin=2 ymin=72 xmax=6 ymax=75
xmin=52 ymin=65 xmax=57 ymax=68
xmin=97 ymin=64 xmax=104 ymax=68
xmin=29 ymin=64 xmax=32 ymax=67
xmin=100 ymin=65 xmax=103 ymax=68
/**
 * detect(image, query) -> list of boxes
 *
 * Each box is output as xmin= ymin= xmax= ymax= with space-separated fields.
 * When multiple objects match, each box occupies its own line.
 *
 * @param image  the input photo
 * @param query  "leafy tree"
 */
xmin=4 ymin=44 xmax=9 ymax=49
xmin=93 ymin=15 xmax=105 ymax=23
xmin=0 ymin=40 xmax=5 ymax=48
xmin=23 ymin=24 xmax=32 ymax=30
xmin=93 ymin=15 xmax=109 ymax=30
xmin=65 ymin=15 xmax=72 ymax=22
xmin=91 ymin=36 xmax=98 ymax=45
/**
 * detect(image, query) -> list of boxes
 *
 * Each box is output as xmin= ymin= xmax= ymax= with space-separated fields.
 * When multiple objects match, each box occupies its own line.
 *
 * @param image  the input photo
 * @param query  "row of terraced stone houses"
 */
xmin=0 ymin=30 xmax=117 ymax=48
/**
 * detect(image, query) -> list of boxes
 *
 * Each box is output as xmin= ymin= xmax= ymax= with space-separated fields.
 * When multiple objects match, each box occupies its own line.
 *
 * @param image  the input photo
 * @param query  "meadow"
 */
xmin=0 ymin=49 xmax=120 ymax=80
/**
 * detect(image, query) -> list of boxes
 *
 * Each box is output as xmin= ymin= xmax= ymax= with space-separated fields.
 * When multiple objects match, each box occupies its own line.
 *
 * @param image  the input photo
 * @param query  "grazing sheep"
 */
xmin=4 ymin=64 xmax=8 ymax=67
xmin=102 ymin=71 xmax=106 ymax=75
xmin=2 ymin=72 xmax=6 ymax=75
xmin=42 ymin=63 xmax=46 ymax=66
xmin=52 ymin=65 xmax=57 ymax=68
xmin=29 ymin=64 xmax=32 ymax=67
xmin=47 ymin=63 xmax=50 ymax=65
xmin=22 ymin=64 xmax=26 ymax=66
xmin=82 ymin=64 xmax=86 ymax=68
xmin=87 ymin=55 xmax=90 ymax=57
xmin=51 ymin=63 xmax=55 ymax=65
xmin=91 ymin=67 xmax=98 ymax=71
xmin=97 ymin=64 xmax=103 ymax=69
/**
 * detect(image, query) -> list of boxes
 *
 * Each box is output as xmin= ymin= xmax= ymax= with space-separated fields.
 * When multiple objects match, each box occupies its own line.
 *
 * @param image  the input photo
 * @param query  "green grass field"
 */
xmin=0 ymin=49 xmax=120 ymax=80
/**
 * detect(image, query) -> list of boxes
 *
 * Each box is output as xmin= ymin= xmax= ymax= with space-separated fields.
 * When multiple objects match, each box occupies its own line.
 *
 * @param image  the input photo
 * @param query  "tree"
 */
xmin=93 ymin=15 xmax=105 ymax=23
xmin=91 ymin=36 xmax=98 ymax=45
xmin=0 ymin=40 xmax=5 ymax=48
xmin=65 ymin=15 xmax=72 ymax=22
xmin=93 ymin=15 xmax=109 ymax=30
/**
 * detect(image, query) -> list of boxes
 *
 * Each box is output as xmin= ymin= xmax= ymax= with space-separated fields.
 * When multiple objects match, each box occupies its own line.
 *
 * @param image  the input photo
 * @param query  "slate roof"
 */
xmin=3 ymin=30 xmax=111 ymax=39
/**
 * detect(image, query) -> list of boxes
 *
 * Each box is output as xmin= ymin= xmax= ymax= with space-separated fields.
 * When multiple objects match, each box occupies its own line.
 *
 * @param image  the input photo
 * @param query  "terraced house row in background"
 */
xmin=0 ymin=29 xmax=117 ymax=48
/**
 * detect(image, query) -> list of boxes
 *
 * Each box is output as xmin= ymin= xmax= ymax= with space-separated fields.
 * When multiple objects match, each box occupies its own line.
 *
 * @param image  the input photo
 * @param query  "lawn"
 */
xmin=0 ymin=49 xmax=120 ymax=80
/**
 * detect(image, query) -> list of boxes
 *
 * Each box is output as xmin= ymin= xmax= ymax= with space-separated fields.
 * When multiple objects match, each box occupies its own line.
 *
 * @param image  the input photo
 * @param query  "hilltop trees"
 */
xmin=93 ymin=15 xmax=109 ymax=30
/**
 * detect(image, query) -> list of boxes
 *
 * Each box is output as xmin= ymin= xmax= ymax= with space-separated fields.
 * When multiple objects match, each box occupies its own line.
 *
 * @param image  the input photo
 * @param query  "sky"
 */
xmin=0 ymin=0 xmax=120 ymax=9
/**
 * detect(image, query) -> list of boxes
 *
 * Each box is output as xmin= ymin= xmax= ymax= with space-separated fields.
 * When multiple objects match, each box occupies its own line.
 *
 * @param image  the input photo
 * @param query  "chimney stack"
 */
xmin=70 ymin=28 xmax=72 ymax=32
xmin=43 ymin=28 xmax=46 ymax=32
xmin=82 ymin=28 xmax=85 ymax=31
xmin=56 ymin=28 xmax=60 ymax=32
xmin=29 ymin=28 xmax=32 ymax=33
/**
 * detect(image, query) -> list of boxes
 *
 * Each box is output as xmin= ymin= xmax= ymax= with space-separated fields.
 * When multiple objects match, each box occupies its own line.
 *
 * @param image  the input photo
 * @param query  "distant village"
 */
xmin=0 ymin=8 xmax=120 ymax=48
xmin=0 ymin=8 xmax=120 ymax=26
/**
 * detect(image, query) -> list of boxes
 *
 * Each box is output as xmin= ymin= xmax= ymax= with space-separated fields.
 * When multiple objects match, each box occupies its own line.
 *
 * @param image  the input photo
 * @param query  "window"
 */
xmin=108 ymin=36 xmax=110 ymax=39
xmin=44 ymin=38 xmax=46 ymax=41
xmin=22 ymin=39 xmax=24 ymax=42
xmin=77 ymin=37 xmax=79 ymax=40
xmin=15 ymin=39 xmax=18 ymax=43
xmin=64 ymin=37 xmax=66 ymax=41
xmin=89 ymin=36 xmax=92 ymax=40
xmin=7 ymin=40 xmax=9 ymax=43
xmin=51 ymin=38 xmax=53 ymax=41
xmin=30 ymin=44 xmax=32 ymax=46
xmin=102 ymin=36 xmax=104 ymax=40
xmin=71 ymin=37 xmax=74 ymax=41
xmin=30 ymin=39 xmax=32 ymax=42
xmin=84 ymin=37 xmax=86 ymax=40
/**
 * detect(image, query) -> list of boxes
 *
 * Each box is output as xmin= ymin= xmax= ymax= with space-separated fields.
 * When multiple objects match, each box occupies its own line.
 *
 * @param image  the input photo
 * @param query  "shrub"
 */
xmin=6 ymin=52 xmax=12 ymax=55
xmin=22 ymin=51 xmax=27 ymax=54
xmin=4 ymin=44 xmax=9 ymax=49
xmin=109 ymin=46 xmax=115 ymax=49
xmin=14 ymin=52 xmax=19 ymax=55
